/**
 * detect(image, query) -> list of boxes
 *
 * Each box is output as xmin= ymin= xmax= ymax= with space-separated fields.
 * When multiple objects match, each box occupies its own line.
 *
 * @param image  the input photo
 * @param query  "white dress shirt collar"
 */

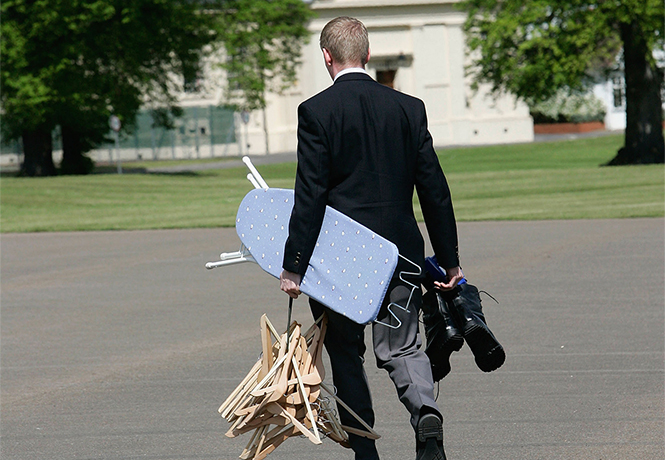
xmin=334 ymin=67 xmax=369 ymax=82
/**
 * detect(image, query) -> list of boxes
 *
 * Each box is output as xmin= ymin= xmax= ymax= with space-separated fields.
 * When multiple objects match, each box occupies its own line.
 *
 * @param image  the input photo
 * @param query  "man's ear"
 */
xmin=365 ymin=48 xmax=371 ymax=65
xmin=322 ymin=48 xmax=333 ymax=67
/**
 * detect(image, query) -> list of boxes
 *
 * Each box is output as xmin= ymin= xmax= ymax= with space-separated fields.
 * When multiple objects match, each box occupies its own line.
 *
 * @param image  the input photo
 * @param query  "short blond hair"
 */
xmin=320 ymin=17 xmax=369 ymax=66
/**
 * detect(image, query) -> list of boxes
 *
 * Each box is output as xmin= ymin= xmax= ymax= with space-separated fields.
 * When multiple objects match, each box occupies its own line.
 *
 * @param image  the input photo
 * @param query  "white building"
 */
xmin=234 ymin=0 xmax=534 ymax=157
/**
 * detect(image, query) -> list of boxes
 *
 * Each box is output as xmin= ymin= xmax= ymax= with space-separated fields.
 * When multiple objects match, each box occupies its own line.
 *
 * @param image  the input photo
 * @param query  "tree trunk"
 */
xmin=20 ymin=126 xmax=56 ymax=177
xmin=61 ymin=125 xmax=94 ymax=175
xmin=607 ymin=21 xmax=664 ymax=165
xmin=262 ymin=106 xmax=270 ymax=155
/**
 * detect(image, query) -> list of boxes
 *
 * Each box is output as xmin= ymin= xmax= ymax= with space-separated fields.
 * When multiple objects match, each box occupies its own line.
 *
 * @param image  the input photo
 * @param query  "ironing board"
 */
xmin=206 ymin=157 xmax=420 ymax=326
xmin=235 ymin=187 xmax=398 ymax=324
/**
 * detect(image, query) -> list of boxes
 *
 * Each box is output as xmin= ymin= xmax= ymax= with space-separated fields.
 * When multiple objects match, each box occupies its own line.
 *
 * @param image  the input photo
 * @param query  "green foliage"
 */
xmin=460 ymin=0 xmax=664 ymax=104
xmin=214 ymin=0 xmax=313 ymax=111
xmin=529 ymin=88 xmax=606 ymax=124
xmin=1 ymin=0 xmax=217 ymax=145
xmin=150 ymin=106 xmax=185 ymax=131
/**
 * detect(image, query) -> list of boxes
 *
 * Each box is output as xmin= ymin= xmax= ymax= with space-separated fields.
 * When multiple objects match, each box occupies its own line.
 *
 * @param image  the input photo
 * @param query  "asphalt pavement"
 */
xmin=1 ymin=218 xmax=663 ymax=459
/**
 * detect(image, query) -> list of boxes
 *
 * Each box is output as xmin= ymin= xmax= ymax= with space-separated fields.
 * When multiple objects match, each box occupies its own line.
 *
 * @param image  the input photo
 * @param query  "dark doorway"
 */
xmin=376 ymin=70 xmax=397 ymax=88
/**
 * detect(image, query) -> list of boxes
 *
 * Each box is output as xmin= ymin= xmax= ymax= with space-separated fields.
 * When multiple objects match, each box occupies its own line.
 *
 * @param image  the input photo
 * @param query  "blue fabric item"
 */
xmin=236 ymin=188 xmax=399 ymax=324
xmin=425 ymin=255 xmax=466 ymax=285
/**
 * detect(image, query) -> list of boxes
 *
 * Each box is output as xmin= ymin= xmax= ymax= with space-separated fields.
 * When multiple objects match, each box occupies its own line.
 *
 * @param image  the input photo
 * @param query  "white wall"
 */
xmin=593 ymin=77 xmax=626 ymax=131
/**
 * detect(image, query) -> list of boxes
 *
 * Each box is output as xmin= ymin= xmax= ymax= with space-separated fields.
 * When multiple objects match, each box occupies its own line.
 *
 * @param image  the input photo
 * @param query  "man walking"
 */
xmin=280 ymin=17 xmax=462 ymax=460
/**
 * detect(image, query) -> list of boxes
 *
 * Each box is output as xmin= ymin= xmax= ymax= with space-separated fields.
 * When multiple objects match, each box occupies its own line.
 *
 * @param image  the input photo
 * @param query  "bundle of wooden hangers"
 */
xmin=219 ymin=313 xmax=380 ymax=459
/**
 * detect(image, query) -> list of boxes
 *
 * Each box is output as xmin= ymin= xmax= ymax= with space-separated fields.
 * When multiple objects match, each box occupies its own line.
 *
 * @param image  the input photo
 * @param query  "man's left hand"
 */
xmin=433 ymin=266 xmax=463 ymax=291
xmin=280 ymin=270 xmax=302 ymax=299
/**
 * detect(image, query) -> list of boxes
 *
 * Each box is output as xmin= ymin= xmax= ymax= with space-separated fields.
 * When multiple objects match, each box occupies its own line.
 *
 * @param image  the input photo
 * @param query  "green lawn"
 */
xmin=1 ymin=134 xmax=663 ymax=233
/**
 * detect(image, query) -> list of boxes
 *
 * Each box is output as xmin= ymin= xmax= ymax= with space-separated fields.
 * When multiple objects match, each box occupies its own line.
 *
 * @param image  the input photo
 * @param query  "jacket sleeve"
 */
xmin=283 ymin=103 xmax=331 ymax=277
xmin=413 ymin=101 xmax=460 ymax=269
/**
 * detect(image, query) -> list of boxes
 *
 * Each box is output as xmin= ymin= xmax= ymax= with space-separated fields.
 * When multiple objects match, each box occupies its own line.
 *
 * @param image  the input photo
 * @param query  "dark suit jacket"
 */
xmin=283 ymin=72 xmax=459 ymax=279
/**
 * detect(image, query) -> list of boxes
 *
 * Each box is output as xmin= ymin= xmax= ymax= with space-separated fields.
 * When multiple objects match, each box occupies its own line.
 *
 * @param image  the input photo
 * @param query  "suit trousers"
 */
xmin=310 ymin=277 xmax=440 ymax=459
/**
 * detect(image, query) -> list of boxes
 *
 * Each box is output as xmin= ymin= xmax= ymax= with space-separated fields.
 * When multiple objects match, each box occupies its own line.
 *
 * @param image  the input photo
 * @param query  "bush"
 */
xmin=530 ymin=89 xmax=606 ymax=124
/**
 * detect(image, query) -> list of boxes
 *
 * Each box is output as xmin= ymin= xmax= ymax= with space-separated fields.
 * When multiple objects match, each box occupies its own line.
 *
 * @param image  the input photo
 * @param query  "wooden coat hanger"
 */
xmin=219 ymin=313 xmax=380 ymax=459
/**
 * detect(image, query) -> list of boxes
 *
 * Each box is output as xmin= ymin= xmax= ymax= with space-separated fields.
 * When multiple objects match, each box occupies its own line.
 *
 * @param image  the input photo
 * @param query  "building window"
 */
xmin=612 ymin=76 xmax=625 ymax=108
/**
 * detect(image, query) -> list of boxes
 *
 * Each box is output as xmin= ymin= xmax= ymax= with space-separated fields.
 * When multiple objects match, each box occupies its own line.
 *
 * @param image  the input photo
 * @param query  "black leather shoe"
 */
xmin=415 ymin=413 xmax=446 ymax=460
xmin=448 ymin=283 xmax=505 ymax=373
xmin=422 ymin=290 xmax=464 ymax=381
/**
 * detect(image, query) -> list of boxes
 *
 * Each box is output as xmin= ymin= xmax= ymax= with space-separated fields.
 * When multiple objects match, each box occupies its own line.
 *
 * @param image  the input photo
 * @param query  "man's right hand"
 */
xmin=280 ymin=270 xmax=302 ymax=299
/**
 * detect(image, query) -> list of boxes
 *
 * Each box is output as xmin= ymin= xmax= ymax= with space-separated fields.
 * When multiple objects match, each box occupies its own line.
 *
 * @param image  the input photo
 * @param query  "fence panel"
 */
xmin=1 ymin=105 xmax=238 ymax=161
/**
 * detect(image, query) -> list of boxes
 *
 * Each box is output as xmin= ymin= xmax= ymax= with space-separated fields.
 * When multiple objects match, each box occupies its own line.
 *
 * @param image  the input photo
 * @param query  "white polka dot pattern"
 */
xmin=236 ymin=188 xmax=398 ymax=324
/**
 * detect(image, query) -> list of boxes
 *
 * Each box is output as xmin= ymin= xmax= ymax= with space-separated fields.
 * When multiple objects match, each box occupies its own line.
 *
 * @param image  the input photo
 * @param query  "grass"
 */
xmin=102 ymin=156 xmax=240 ymax=171
xmin=1 ymin=134 xmax=663 ymax=233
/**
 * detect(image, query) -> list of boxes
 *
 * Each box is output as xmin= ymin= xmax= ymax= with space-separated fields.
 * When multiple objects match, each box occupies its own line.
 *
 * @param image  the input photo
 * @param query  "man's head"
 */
xmin=320 ymin=17 xmax=370 ymax=76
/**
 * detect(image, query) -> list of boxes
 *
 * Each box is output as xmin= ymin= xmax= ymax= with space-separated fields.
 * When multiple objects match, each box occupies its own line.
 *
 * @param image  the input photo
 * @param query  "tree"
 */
xmin=460 ymin=0 xmax=664 ymax=165
xmin=214 ymin=0 xmax=313 ymax=154
xmin=1 ymin=0 xmax=217 ymax=176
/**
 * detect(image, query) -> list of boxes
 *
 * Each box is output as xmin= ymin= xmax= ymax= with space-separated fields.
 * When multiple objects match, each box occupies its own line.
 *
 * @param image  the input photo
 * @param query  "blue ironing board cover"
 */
xmin=236 ymin=188 xmax=399 ymax=324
